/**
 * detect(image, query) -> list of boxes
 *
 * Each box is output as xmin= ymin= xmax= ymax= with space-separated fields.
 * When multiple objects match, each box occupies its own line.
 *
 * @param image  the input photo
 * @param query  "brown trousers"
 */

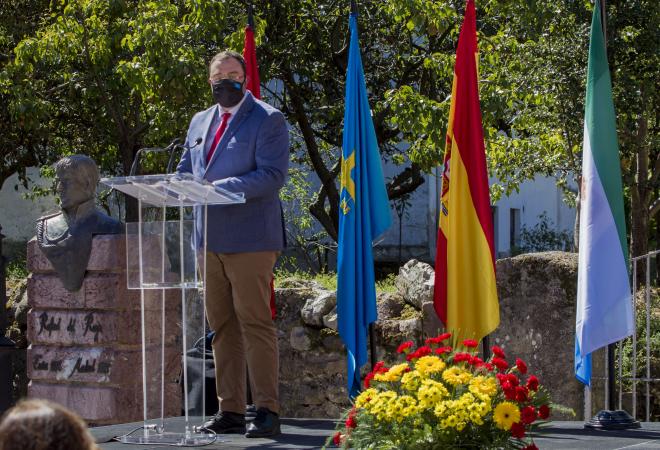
xmin=204 ymin=251 xmax=279 ymax=414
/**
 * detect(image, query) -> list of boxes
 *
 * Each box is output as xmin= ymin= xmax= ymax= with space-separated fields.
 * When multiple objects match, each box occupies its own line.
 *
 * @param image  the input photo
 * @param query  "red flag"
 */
xmin=433 ymin=0 xmax=499 ymax=342
xmin=243 ymin=24 xmax=260 ymax=99
xmin=243 ymin=15 xmax=274 ymax=318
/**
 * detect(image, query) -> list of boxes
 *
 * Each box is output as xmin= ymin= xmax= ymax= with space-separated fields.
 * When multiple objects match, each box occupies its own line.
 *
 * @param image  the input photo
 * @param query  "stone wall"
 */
xmin=274 ymin=252 xmax=593 ymax=419
xmin=8 ymin=250 xmax=602 ymax=421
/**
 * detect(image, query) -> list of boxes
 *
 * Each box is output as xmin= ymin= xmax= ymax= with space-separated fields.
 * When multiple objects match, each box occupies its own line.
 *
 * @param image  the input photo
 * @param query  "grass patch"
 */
xmin=6 ymin=257 xmax=28 ymax=280
xmin=274 ymin=269 xmax=397 ymax=294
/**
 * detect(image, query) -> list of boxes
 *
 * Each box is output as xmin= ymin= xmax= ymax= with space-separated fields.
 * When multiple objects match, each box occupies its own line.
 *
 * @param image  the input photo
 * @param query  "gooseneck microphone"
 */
xmin=167 ymin=137 xmax=202 ymax=174
xmin=129 ymin=138 xmax=182 ymax=176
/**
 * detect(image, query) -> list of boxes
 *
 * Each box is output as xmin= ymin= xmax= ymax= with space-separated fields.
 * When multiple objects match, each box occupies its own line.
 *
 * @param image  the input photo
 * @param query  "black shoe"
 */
xmin=246 ymin=404 xmax=257 ymax=420
xmin=245 ymin=407 xmax=281 ymax=438
xmin=202 ymin=411 xmax=246 ymax=434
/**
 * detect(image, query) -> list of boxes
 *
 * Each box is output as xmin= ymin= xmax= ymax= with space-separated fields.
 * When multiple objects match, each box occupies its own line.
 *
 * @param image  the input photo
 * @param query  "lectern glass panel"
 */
xmin=125 ymin=220 xmax=202 ymax=290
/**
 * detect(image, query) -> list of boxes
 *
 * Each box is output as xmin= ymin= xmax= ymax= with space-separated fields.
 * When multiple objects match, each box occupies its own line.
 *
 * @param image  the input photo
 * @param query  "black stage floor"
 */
xmin=91 ymin=417 xmax=660 ymax=449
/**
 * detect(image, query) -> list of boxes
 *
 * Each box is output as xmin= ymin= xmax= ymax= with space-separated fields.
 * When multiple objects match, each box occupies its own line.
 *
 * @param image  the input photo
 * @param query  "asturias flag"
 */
xmin=575 ymin=1 xmax=633 ymax=386
xmin=433 ymin=0 xmax=499 ymax=343
xmin=337 ymin=11 xmax=392 ymax=397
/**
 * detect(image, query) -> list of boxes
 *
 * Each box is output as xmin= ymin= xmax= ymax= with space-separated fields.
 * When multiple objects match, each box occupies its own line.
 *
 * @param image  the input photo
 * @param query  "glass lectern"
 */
xmin=101 ymin=173 xmax=244 ymax=446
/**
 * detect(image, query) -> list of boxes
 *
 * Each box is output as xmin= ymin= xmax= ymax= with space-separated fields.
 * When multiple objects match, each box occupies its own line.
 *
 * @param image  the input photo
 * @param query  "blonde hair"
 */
xmin=0 ymin=399 xmax=98 ymax=450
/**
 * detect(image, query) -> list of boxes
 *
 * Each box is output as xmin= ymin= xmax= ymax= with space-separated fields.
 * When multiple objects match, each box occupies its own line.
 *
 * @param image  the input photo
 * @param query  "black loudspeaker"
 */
xmin=183 ymin=334 xmax=218 ymax=417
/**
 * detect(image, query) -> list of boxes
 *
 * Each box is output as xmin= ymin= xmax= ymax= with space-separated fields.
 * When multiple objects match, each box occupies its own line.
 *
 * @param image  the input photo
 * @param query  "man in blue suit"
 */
xmin=177 ymin=50 xmax=289 ymax=438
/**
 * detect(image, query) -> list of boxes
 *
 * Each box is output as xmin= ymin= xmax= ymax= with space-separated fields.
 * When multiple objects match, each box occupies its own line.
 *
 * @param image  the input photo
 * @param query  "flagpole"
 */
xmin=247 ymin=2 xmax=254 ymax=28
xmin=599 ymin=0 xmax=617 ymax=414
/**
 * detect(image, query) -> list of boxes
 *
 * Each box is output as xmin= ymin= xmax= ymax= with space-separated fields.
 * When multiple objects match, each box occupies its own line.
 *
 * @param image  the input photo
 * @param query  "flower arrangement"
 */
xmin=328 ymin=333 xmax=551 ymax=449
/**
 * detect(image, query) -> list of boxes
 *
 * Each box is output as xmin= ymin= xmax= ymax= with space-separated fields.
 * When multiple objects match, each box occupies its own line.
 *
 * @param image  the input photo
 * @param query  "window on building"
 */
xmin=491 ymin=206 xmax=498 ymax=256
xmin=510 ymin=208 xmax=521 ymax=251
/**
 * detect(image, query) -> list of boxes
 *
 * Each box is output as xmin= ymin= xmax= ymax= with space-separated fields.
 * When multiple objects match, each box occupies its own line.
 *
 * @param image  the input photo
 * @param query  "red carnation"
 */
xmin=397 ymin=341 xmax=414 ymax=354
xmin=515 ymin=386 xmax=529 ymax=402
xmin=526 ymin=375 xmax=540 ymax=391
xmin=345 ymin=415 xmax=357 ymax=429
xmin=521 ymin=406 xmax=536 ymax=425
xmin=374 ymin=361 xmax=385 ymax=371
xmin=492 ymin=357 xmax=509 ymax=371
xmin=516 ymin=358 xmax=528 ymax=375
xmin=462 ymin=339 xmax=479 ymax=348
xmin=522 ymin=444 xmax=539 ymax=450
xmin=504 ymin=386 xmax=517 ymax=401
xmin=510 ymin=422 xmax=526 ymax=439
xmin=491 ymin=345 xmax=506 ymax=359
xmin=333 ymin=431 xmax=342 ymax=445
xmin=470 ymin=356 xmax=484 ymax=367
xmin=407 ymin=345 xmax=432 ymax=361
xmin=435 ymin=346 xmax=452 ymax=355
xmin=538 ymin=404 xmax=550 ymax=419
xmin=437 ymin=332 xmax=452 ymax=342
xmin=484 ymin=362 xmax=494 ymax=371
xmin=363 ymin=372 xmax=375 ymax=388
xmin=506 ymin=373 xmax=520 ymax=387
xmin=453 ymin=352 xmax=472 ymax=363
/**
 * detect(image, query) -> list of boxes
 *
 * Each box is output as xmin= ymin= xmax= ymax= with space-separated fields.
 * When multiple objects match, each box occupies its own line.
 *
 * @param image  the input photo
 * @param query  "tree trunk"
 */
xmin=630 ymin=187 xmax=649 ymax=287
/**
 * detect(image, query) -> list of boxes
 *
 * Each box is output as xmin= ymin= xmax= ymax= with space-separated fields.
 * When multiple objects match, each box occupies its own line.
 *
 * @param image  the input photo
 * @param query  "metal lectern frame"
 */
xmin=101 ymin=173 xmax=244 ymax=446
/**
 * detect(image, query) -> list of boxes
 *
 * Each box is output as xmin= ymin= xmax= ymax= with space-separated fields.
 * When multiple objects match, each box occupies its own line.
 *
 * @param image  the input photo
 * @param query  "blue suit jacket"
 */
xmin=177 ymin=92 xmax=289 ymax=253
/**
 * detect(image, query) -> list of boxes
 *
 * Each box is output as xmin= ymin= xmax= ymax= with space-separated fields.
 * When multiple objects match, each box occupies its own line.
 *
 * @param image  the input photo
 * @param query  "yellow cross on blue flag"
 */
xmin=337 ymin=10 xmax=392 ymax=398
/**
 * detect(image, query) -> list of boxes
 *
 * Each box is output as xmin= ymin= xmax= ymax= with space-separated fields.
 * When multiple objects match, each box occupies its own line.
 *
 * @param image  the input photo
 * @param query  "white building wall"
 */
xmin=0 ymin=168 xmax=58 ymax=244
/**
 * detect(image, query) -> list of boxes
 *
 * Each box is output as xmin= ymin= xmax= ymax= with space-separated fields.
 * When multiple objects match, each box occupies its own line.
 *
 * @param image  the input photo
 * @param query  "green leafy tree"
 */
xmin=1 ymin=0 xmax=222 ymax=218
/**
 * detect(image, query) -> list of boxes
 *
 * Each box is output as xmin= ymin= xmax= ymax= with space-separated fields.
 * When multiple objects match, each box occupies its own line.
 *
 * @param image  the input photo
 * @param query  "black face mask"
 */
xmin=212 ymin=79 xmax=244 ymax=108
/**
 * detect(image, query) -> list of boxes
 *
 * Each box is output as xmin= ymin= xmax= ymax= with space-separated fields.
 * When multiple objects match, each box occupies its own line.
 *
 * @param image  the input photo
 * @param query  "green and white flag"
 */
xmin=575 ymin=1 xmax=634 ymax=386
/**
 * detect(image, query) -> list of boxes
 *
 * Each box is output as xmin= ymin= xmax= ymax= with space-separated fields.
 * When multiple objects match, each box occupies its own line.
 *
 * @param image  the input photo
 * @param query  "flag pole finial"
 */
xmin=247 ymin=3 xmax=254 ymax=28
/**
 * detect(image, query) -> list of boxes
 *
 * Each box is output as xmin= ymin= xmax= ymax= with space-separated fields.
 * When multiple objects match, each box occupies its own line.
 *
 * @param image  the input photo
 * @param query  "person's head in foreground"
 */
xmin=0 ymin=399 xmax=98 ymax=450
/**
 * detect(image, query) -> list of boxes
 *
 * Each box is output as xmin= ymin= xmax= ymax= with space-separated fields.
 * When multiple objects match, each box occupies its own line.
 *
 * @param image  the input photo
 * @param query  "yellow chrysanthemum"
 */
xmin=442 ymin=366 xmax=472 ymax=386
xmin=469 ymin=375 xmax=498 ymax=398
xmin=394 ymin=395 xmax=418 ymax=420
xmin=416 ymin=379 xmax=449 ymax=409
xmin=355 ymin=388 xmax=378 ymax=408
xmin=493 ymin=401 xmax=521 ymax=430
xmin=401 ymin=370 xmax=423 ymax=391
xmin=373 ymin=363 xmax=409 ymax=383
xmin=415 ymin=356 xmax=446 ymax=376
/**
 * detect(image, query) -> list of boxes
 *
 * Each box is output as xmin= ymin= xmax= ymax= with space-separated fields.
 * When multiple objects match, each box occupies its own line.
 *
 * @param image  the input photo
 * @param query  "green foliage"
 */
xmin=5 ymin=257 xmax=28 ymax=281
xmin=376 ymin=273 xmax=398 ymax=294
xmin=617 ymin=286 xmax=660 ymax=419
xmin=1 ymin=0 xmax=657 ymax=252
xmin=512 ymin=212 xmax=573 ymax=255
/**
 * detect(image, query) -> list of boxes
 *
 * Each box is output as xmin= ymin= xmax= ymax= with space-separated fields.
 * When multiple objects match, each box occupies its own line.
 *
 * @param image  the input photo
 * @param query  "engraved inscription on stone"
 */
xmin=30 ymin=311 xmax=114 ymax=345
xmin=30 ymin=348 xmax=115 ymax=382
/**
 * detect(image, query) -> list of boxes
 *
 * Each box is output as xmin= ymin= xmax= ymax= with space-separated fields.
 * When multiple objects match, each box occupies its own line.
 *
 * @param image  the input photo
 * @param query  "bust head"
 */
xmin=54 ymin=155 xmax=99 ymax=211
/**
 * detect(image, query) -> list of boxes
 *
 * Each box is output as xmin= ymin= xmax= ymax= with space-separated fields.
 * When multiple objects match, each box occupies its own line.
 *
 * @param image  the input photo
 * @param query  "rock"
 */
xmin=13 ymin=289 xmax=29 ymax=328
xmin=301 ymin=290 xmax=336 ymax=327
xmin=322 ymin=306 xmax=337 ymax=330
xmin=421 ymin=301 xmax=444 ymax=338
xmin=289 ymin=326 xmax=311 ymax=352
xmin=395 ymin=259 xmax=434 ymax=308
xmin=494 ymin=251 xmax=589 ymax=420
xmin=376 ymin=292 xmax=406 ymax=319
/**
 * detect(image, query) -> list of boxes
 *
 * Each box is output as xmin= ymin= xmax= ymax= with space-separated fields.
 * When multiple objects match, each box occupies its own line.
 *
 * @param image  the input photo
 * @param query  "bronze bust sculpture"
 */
xmin=36 ymin=155 xmax=123 ymax=291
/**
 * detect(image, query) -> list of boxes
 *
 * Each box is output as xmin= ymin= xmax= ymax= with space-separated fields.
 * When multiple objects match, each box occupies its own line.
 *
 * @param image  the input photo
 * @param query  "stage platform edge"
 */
xmin=91 ymin=417 xmax=660 ymax=449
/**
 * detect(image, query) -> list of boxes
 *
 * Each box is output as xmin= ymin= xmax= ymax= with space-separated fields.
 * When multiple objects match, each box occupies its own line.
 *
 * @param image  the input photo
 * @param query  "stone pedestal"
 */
xmin=27 ymin=235 xmax=182 ymax=425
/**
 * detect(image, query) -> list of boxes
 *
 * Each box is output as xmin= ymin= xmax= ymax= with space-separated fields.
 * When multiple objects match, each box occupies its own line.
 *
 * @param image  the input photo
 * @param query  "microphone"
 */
xmin=167 ymin=137 xmax=202 ymax=173
xmin=129 ymin=138 xmax=182 ymax=176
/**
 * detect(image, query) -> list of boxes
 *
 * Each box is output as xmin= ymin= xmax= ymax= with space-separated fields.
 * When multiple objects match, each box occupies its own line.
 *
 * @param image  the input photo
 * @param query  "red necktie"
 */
xmin=206 ymin=112 xmax=231 ymax=165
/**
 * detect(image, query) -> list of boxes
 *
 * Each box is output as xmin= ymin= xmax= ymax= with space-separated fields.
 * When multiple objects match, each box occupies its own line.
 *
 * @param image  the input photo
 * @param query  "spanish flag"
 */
xmin=433 ymin=0 xmax=499 ymax=343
